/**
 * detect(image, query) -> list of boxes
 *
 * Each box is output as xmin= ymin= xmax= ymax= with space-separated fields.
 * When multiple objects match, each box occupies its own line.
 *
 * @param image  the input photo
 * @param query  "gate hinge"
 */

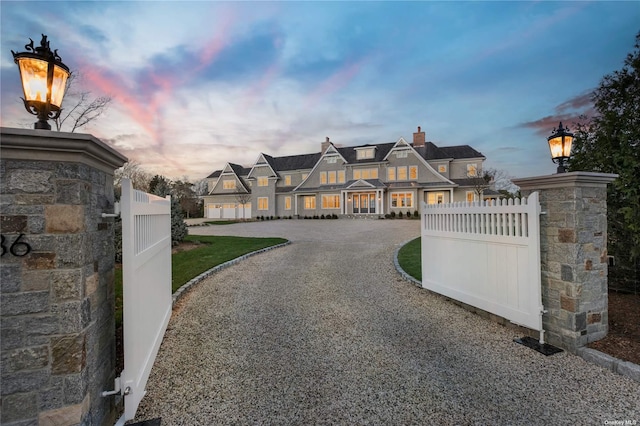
xmin=101 ymin=202 xmax=121 ymax=218
xmin=102 ymin=376 xmax=121 ymax=397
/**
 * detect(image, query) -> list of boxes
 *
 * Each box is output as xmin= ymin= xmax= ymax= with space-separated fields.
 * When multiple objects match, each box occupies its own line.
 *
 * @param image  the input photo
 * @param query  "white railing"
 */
xmin=118 ymin=178 xmax=172 ymax=423
xmin=421 ymin=193 xmax=543 ymax=333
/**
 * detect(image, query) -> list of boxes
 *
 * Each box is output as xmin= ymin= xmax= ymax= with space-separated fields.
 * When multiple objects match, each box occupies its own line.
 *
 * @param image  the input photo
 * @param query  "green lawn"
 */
xmin=397 ymin=237 xmax=421 ymax=281
xmin=115 ymin=234 xmax=287 ymax=327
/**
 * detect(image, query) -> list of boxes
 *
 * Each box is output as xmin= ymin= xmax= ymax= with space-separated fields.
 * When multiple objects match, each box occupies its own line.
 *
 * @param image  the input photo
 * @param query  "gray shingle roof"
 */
xmin=207 ymin=139 xmax=483 ymax=178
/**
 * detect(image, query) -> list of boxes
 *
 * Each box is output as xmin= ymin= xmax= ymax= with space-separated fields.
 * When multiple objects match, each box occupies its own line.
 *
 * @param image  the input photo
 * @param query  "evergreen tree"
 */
xmin=150 ymin=175 xmax=187 ymax=245
xmin=569 ymin=32 xmax=640 ymax=287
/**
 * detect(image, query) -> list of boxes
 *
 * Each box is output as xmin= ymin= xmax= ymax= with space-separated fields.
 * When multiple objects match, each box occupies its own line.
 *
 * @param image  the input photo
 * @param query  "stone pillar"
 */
xmin=513 ymin=172 xmax=617 ymax=353
xmin=1 ymin=128 xmax=127 ymax=425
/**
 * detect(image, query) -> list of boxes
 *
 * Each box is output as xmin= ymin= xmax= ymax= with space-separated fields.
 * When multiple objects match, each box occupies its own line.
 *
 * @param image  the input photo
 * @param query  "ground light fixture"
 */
xmin=547 ymin=121 xmax=574 ymax=173
xmin=12 ymin=34 xmax=70 ymax=130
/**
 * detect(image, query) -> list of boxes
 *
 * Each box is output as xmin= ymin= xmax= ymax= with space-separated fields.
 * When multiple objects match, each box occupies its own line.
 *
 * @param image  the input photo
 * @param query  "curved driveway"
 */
xmin=134 ymin=220 xmax=639 ymax=425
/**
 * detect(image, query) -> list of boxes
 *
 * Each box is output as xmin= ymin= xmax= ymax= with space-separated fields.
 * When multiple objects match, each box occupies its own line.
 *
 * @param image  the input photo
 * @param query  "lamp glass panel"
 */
xmin=17 ymin=57 xmax=48 ymax=102
xmin=561 ymin=135 xmax=573 ymax=157
xmin=548 ymin=136 xmax=565 ymax=159
xmin=50 ymin=65 xmax=70 ymax=107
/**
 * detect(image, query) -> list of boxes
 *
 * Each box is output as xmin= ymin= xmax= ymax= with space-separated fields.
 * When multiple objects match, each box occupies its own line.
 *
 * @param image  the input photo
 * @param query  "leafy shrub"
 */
xmin=398 ymin=211 xmax=404 ymax=219
xmin=414 ymin=210 xmax=419 ymax=218
xmin=390 ymin=211 xmax=396 ymax=218
xmin=321 ymin=214 xmax=325 ymax=219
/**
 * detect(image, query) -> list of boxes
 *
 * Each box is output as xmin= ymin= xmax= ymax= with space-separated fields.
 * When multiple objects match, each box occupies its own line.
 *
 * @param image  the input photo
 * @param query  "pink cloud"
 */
xmin=303 ymin=57 xmax=371 ymax=109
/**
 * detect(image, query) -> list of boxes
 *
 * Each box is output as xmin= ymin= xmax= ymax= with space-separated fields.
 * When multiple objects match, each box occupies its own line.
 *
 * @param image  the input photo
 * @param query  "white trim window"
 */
xmin=409 ymin=166 xmax=418 ymax=180
xmin=397 ymin=166 xmax=408 ymax=181
xmin=257 ymin=177 xmax=269 ymax=187
xmin=387 ymin=167 xmax=396 ymax=181
xmin=466 ymin=191 xmax=476 ymax=203
xmin=467 ymin=164 xmax=478 ymax=177
xmin=354 ymin=168 xmax=378 ymax=179
xmin=285 ymin=175 xmax=292 ymax=186
xmin=285 ymin=196 xmax=291 ymax=210
xmin=338 ymin=170 xmax=345 ymax=183
xmin=322 ymin=195 xmax=340 ymax=209
xmin=356 ymin=147 xmax=375 ymax=160
xmin=304 ymin=196 xmax=316 ymax=209
xmin=427 ymin=192 xmax=444 ymax=205
xmin=328 ymin=171 xmax=337 ymax=184
xmin=223 ymin=179 xmax=236 ymax=189
xmin=320 ymin=172 xmax=327 ymax=185
xmin=258 ymin=197 xmax=268 ymax=210
xmin=391 ymin=192 xmax=413 ymax=208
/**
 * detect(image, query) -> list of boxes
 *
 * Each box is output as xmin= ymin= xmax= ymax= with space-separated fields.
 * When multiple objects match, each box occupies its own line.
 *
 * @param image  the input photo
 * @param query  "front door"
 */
xmin=351 ymin=193 xmax=376 ymax=214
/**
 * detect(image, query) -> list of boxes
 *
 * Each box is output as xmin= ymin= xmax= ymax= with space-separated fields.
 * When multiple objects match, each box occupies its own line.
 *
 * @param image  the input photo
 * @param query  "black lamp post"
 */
xmin=547 ymin=121 xmax=574 ymax=173
xmin=12 ymin=34 xmax=70 ymax=130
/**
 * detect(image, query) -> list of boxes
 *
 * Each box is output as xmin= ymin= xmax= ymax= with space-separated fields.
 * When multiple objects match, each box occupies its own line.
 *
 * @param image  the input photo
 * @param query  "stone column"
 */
xmin=513 ymin=172 xmax=617 ymax=353
xmin=1 ymin=127 xmax=127 ymax=425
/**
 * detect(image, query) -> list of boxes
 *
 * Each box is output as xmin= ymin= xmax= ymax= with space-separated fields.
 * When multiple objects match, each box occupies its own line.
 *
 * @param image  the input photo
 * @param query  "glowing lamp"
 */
xmin=547 ymin=122 xmax=574 ymax=173
xmin=12 ymin=34 xmax=70 ymax=130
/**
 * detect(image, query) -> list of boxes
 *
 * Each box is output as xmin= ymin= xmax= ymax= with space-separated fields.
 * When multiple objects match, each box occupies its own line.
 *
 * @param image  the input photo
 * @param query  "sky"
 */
xmin=1 ymin=1 xmax=638 ymax=182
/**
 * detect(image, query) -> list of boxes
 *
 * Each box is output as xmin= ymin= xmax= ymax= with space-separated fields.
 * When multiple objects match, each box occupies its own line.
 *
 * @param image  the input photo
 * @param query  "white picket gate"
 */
xmin=421 ymin=192 xmax=544 ymax=333
xmin=116 ymin=178 xmax=172 ymax=424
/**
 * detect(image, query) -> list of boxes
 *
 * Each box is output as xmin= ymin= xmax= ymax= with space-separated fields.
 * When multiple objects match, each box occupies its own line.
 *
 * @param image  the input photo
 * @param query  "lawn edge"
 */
xmin=171 ymin=240 xmax=291 ymax=306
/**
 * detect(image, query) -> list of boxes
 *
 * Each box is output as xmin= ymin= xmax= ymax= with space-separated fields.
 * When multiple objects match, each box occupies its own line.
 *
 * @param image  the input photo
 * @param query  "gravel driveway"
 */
xmin=134 ymin=220 xmax=639 ymax=425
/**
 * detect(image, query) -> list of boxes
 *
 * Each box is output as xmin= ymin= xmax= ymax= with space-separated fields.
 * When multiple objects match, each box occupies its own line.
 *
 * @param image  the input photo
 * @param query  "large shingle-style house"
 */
xmin=202 ymin=127 xmax=487 ymax=219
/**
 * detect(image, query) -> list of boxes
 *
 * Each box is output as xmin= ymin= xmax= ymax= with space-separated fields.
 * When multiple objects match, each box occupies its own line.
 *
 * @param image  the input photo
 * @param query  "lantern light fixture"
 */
xmin=12 ymin=34 xmax=70 ymax=130
xmin=547 ymin=121 xmax=574 ymax=173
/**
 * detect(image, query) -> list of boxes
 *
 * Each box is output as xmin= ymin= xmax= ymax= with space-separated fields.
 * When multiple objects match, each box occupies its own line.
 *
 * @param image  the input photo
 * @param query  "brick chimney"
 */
xmin=413 ymin=126 xmax=426 ymax=147
xmin=321 ymin=136 xmax=331 ymax=153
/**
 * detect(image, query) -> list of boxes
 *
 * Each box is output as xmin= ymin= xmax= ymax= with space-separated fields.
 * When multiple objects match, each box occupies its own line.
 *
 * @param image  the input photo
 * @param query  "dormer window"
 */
xmin=356 ymin=147 xmax=375 ymax=160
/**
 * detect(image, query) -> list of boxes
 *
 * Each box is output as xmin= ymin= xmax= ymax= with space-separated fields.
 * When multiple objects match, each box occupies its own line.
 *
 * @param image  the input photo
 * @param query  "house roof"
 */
xmin=206 ymin=139 xmax=484 ymax=178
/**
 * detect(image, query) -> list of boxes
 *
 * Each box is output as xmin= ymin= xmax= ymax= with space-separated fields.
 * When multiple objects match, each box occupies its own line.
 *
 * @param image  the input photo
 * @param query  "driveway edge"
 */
xmin=393 ymin=238 xmax=640 ymax=385
xmin=171 ymin=241 xmax=291 ymax=306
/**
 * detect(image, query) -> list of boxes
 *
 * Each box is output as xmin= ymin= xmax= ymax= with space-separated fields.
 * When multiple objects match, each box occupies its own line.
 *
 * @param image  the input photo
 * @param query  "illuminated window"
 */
xmin=427 ymin=192 xmax=444 ymax=205
xmin=467 ymin=164 xmax=478 ymax=177
xmin=354 ymin=168 xmax=377 ymax=179
xmin=285 ymin=175 xmax=291 ymax=186
xmin=302 ymin=173 xmax=308 ymax=180
xmin=396 ymin=150 xmax=408 ymax=158
xmin=304 ymin=196 xmax=316 ymax=209
xmin=258 ymin=197 xmax=268 ymax=210
xmin=338 ymin=170 xmax=345 ymax=183
xmin=466 ymin=191 xmax=476 ymax=203
xmin=409 ymin=166 xmax=418 ymax=180
xmin=391 ymin=192 xmax=413 ymax=208
xmin=387 ymin=167 xmax=396 ymax=181
xmin=397 ymin=166 xmax=407 ymax=180
xmin=257 ymin=177 xmax=268 ymax=187
xmin=285 ymin=196 xmax=291 ymax=210
xmin=328 ymin=171 xmax=336 ymax=184
xmin=320 ymin=172 xmax=327 ymax=184
xmin=322 ymin=195 xmax=340 ymax=209
xmin=356 ymin=147 xmax=375 ymax=160
xmin=326 ymin=156 xmax=337 ymax=164
xmin=223 ymin=180 xmax=236 ymax=189
xmin=438 ymin=165 xmax=447 ymax=173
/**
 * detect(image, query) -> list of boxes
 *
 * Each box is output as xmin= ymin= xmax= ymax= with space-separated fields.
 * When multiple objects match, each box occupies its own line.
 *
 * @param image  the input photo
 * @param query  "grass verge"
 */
xmin=397 ymin=237 xmax=421 ymax=281
xmin=114 ymin=234 xmax=287 ymax=328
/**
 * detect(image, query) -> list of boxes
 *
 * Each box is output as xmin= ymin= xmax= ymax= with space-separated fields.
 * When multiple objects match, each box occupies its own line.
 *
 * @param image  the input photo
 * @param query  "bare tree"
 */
xmin=54 ymin=72 xmax=111 ymax=132
xmin=235 ymin=193 xmax=252 ymax=221
xmin=467 ymin=167 xmax=518 ymax=202
xmin=113 ymin=160 xmax=152 ymax=199
xmin=192 ymin=178 xmax=210 ymax=196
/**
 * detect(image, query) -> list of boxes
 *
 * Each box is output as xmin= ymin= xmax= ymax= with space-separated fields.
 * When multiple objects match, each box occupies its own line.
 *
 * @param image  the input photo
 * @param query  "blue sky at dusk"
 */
xmin=1 ymin=1 xmax=638 ymax=181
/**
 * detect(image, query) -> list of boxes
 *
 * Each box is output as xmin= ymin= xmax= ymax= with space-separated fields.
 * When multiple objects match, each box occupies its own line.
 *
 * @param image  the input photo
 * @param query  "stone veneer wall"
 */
xmin=513 ymin=172 xmax=617 ymax=353
xmin=1 ymin=128 xmax=127 ymax=425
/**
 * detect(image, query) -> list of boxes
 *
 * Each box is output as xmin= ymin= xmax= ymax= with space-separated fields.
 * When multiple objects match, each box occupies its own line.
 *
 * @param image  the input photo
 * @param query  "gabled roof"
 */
xmin=412 ymin=142 xmax=484 ymax=160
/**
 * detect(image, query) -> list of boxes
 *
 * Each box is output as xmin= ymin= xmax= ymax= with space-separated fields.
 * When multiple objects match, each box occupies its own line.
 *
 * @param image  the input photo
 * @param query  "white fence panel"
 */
xmin=421 ymin=193 xmax=542 ymax=331
xmin=119 ymin=179 xmax=172 ymax=422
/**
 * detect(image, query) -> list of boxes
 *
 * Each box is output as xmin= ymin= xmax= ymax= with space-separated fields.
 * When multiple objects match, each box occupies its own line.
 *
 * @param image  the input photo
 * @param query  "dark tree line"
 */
xmin=569 ymin=32 xmax=640 ymax=292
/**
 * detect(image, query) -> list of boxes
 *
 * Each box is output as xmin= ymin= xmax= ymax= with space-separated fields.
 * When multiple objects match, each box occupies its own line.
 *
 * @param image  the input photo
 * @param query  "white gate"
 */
xmin=421 ymin=193 xmax=543 ymax=331
xmin=117 ymin=178 xmax=172 ymax=423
